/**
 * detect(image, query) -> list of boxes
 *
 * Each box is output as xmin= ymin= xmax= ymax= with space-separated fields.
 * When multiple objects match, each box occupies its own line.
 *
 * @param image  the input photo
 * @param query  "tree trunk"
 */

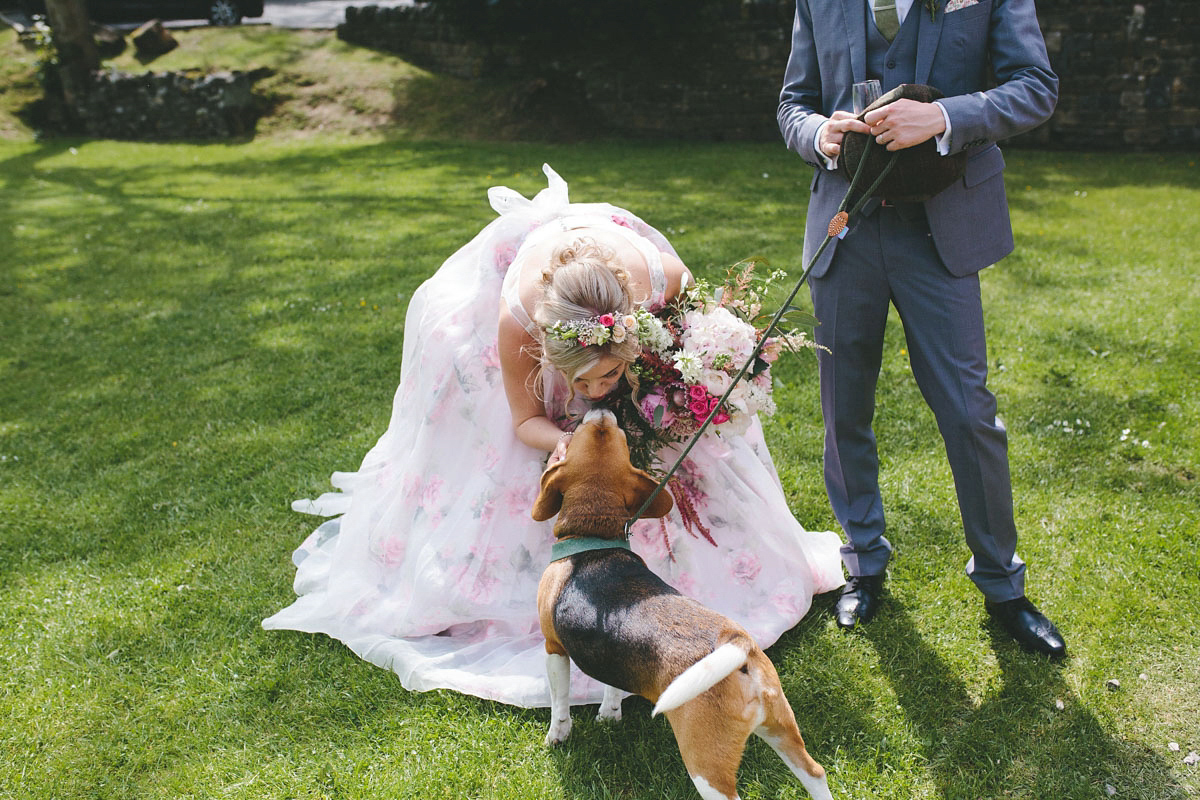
xmin=43 ymin=0 xmax=100 ymax=106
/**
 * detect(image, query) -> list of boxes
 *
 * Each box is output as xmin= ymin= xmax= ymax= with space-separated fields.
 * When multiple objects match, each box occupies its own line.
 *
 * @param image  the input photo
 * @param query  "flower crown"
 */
xmin=544 ymin=307 xmax=666 ymax=349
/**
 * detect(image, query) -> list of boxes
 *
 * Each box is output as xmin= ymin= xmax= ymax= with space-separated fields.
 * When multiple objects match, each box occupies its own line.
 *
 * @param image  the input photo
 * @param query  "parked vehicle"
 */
xmin=21 ymin=0 xmax=265 ymax=26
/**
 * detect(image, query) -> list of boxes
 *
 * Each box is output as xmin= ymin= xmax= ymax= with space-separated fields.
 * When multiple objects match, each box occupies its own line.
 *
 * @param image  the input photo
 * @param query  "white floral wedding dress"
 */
xmin=263 ymin=165 xmax=843 ymax=708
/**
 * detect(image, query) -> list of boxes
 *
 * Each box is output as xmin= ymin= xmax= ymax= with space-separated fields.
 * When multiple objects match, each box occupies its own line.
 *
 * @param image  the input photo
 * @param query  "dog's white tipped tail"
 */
xmin=652 ymin=642 xmax=750 ymax=716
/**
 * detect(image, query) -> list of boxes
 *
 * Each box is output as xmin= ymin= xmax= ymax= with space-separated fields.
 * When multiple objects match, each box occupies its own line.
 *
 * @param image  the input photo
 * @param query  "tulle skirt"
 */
xmin=263 ymin=166 xmax=844 ymax=707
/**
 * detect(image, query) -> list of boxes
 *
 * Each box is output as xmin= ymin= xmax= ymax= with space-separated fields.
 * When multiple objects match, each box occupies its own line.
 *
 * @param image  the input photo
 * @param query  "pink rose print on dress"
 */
xmin=375 ymin=535 xmax=408 ymax=567
xmin=481 ymin=445 xmax=501 ymax=472
xmin=424 ymin=479 xmax=447 ymax=528
xmin=631 ymin=520 xmax=672 ymax=563
xmin=480 ymin=340 xmax=499 ymax=371
xmin=349 ymin=595 xmax=374 ymax=618
xmin=494 ymin=242 xmax=519 ymax=273
xmin=502 ymin=483 xmax=539 ymax=517
xmin=401 ymin=473 xmax=423 ymax=502
xmin=611 ymin=214 xmax=635 ymax=230
xmin=449 ymin=544 xmax=503 ymax=605
xmin=426 ymin=375 xmax=457 ymax=424
xmin=421 ymin=476 xmax=444 ymax=510
xmin=728 ymin=549 xmax=763 ymax=585
xmin=671 ymin=570 xmax=698 ymax=598
xmin=471 ymin=492 xmax=497 ymax=525
xmin=771 ymin=592 xmax=803 ymax=619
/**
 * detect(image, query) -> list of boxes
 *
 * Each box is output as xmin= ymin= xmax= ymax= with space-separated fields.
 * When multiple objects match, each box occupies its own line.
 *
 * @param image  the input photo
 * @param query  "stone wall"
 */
xmin=338 ymin=0 xmax=1199 ymax=149
xmin=43 ymin=68 xmax=264 ymax=140
xmin=1036 ymin=0 xmax=1199 ymax=149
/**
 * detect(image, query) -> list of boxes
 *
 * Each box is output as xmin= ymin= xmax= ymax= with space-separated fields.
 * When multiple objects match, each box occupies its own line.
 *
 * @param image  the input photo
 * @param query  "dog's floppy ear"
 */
xmin=626 ymin=467 xmax=674 ymax=519
xmin=532 ymin=461 xmax=567 ymax=521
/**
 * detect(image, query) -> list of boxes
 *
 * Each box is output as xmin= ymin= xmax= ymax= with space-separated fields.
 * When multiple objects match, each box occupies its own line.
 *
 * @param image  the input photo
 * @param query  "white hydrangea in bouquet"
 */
xmin=607 ymin=261 xmax=820 ymax=474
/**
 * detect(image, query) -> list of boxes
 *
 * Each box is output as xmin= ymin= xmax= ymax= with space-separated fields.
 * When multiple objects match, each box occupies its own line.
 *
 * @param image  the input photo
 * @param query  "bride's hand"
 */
xmin=547 ymin=432 xmax=573 ymax=468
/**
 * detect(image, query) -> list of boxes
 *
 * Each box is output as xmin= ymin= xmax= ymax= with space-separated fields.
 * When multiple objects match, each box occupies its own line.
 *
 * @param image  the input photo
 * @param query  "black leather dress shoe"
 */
xmin=835 ymin=574 xmax=884 ymax=629
xmin=985 ymin=596 xmax=1067 ymax=658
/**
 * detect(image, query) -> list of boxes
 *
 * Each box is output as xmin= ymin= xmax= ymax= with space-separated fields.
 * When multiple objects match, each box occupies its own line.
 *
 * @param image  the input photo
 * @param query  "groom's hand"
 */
xmin=864 ymin=99 xmax=946 ymax=151
xmin=819 ymin=111 xmax=873 ymax=159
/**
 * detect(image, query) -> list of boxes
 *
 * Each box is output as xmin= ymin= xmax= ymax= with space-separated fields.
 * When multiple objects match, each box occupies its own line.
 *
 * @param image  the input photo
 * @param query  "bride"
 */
xmin=263 ymin=165 xmax=844 ymax=707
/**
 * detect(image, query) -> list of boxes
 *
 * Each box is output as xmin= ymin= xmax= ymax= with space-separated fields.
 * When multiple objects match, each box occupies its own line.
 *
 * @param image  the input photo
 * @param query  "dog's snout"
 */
xmin=582 ymin=408 xmax=617 ymax=426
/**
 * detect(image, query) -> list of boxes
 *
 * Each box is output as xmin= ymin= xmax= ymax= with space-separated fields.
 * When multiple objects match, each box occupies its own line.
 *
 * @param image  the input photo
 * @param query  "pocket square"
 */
xmin=944 ymin=0 xmax=980 ymax=11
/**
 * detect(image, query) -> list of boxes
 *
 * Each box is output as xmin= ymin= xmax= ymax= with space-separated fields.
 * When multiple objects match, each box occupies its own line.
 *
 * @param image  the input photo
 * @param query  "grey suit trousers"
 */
xmin=810 ymin=203 xmax=1026 ymax=602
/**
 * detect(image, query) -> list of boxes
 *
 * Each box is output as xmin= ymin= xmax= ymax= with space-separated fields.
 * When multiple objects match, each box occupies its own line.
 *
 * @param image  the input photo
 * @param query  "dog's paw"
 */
xmin=596 ymin=702 xmax=622 ymax=723
xmin=544 ymin=717 xmax=572 ymax=746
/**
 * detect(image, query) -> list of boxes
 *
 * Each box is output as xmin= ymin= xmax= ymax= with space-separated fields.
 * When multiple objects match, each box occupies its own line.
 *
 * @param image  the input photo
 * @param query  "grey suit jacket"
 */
xmin=777 ymin=0 xmax=1058 ymax=277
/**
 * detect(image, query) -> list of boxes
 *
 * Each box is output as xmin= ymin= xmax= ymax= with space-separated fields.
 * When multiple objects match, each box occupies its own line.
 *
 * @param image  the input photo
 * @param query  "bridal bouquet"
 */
xmin=607 ymin=261 xmax=818 ymax=474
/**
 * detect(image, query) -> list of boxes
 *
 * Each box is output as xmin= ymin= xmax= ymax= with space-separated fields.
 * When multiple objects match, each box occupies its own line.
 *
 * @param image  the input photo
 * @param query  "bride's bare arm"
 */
xmin=498 ymin=306 xmax=566 ymax=453
xmin=661 ymin=251 xmax=693 ymax=304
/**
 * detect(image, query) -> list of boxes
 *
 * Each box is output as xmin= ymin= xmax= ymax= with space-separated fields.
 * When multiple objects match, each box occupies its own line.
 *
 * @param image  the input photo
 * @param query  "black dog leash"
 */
xmin=624 ymin=141 xmax=899 ymax=535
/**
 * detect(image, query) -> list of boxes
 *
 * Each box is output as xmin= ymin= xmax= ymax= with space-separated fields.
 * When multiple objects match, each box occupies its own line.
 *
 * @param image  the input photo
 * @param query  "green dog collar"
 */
xmin=550 ymin=536 xmax=632 ymax=563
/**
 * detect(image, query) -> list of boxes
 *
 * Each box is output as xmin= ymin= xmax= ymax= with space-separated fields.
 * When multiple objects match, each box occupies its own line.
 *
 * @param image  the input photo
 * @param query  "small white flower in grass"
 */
xmin=1048 ymin=418 xmax=1089 ymax=436
xmin=1120 ymin=428 xmax=1150 ymax=448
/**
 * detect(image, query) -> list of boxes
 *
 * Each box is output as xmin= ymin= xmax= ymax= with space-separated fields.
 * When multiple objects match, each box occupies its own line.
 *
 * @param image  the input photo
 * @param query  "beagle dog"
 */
xmin=533 ymin=408 xmax=833 ymax=800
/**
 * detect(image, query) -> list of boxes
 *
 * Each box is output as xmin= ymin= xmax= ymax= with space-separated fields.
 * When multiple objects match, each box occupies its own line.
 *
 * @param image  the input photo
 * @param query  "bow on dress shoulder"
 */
xmin=488 ymin=163 xmax=571 ymax=222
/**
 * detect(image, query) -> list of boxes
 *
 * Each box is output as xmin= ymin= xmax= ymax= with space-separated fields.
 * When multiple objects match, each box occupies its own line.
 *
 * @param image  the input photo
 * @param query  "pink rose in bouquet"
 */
xmin=607 ymin=260 xmax=820 ymax=474
xmin=640 ymin=390 xmax=676 ymax=429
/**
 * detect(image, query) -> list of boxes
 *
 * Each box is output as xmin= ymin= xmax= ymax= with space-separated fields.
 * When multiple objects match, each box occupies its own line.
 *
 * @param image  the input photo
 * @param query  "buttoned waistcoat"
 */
xmin=777 ymin=0 xmax=1058 ymax=277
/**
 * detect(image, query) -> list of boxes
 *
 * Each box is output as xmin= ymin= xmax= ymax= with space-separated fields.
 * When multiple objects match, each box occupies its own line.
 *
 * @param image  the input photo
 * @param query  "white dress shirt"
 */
xmin=815 ymin=0 xmax=955 ymax=169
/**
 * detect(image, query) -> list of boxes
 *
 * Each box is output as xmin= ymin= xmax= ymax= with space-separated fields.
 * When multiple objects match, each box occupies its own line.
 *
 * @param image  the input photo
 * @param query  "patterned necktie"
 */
xmin=873 ymin=0 xmax=901 ymax=41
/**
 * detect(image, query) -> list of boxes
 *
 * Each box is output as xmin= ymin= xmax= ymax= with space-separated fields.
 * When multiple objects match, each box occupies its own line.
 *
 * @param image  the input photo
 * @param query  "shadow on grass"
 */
xmin=860 ymin=600 xmax=1188 ymax=799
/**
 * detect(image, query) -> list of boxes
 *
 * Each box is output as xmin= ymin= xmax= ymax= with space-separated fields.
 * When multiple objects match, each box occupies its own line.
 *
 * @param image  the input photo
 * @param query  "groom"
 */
xmin=777 ymin=0 xmax=1066 ymax=656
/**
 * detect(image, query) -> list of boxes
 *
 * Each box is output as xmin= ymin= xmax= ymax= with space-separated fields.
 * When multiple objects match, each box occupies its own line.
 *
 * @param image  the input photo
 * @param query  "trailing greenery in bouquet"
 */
xmin=603 ymin=261 xmax=820 ymax=475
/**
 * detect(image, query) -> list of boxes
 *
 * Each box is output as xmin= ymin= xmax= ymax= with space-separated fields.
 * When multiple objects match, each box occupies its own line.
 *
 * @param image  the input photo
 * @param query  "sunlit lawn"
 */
xmin=1 ymin=136 xmax=1197 ymax=799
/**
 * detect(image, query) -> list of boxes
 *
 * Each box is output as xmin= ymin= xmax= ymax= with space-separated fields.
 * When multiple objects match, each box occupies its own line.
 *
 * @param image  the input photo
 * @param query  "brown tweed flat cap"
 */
xmin=838 ymin=83 xmax=968 ymax=204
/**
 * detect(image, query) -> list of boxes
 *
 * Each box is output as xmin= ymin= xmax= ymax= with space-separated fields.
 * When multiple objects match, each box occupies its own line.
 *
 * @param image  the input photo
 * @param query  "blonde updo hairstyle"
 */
xmin=534 ymin=237 xmax=642 ymax=402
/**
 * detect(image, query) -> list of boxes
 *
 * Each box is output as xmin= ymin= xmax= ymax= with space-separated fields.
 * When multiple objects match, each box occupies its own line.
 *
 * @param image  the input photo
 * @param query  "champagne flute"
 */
xmin=852 ymin=80 xmax=882 ymax=115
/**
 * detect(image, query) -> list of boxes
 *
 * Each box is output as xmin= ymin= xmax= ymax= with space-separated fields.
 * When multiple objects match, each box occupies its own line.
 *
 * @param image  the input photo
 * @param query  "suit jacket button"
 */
xmin=887 ymin=60 xmax=896 ymax=69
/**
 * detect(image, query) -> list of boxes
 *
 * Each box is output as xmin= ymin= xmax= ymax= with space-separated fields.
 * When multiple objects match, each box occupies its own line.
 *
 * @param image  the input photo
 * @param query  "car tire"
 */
xmin=208 ymin=0 xmax=243 ymax=25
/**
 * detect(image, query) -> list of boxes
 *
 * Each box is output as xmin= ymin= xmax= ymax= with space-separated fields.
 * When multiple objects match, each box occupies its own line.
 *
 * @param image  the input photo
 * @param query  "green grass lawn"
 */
xmin=1 ymin=26 xmax=1198 ymax=800
xmin=3 ymin=136 xmax=1196 ymax=800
